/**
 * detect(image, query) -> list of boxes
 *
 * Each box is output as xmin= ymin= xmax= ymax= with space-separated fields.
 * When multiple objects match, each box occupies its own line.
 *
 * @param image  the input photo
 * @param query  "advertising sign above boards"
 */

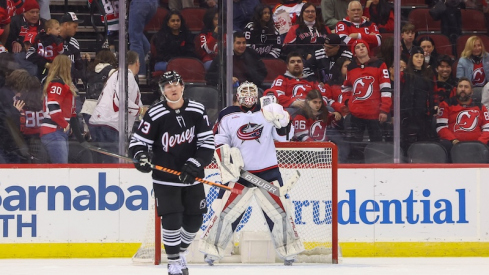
xmin=0 ymin=166 xmax=488 ymax=257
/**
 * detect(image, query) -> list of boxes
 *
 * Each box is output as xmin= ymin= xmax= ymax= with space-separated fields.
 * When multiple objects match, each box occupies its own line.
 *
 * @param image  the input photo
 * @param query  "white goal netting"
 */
xmin=132 ymin=142 xmax=338 ymax=264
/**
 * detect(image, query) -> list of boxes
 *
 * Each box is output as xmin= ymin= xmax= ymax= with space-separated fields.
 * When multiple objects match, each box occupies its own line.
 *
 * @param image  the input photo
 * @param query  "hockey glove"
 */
xmin=261 ymin=103 xmax=290 ymax=129
xmin=179 ymin=158 xmax=205 ymax=184
xmin=134 ymin=152 xmax=152 ymax=173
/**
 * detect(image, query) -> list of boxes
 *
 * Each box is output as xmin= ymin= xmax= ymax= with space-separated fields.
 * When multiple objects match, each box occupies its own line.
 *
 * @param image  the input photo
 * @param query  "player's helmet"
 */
xmin=158 ymin=71 xmax=184 ymax=92
xmin=237 ymin=81 xmax=258 ymax=107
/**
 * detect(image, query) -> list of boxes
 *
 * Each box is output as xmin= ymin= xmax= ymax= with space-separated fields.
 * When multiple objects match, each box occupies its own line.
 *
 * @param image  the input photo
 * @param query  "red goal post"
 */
xmin=133 ymin=141 xmax=338 ymax=265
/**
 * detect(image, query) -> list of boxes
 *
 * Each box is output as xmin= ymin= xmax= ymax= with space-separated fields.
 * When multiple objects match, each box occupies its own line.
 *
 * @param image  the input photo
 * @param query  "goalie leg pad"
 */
xmin=215 ymin=144 xmax=244 ymax=183
xmin=199 ymin=183 xmax=255 ymax=259
xmin=254 ymin=185 xmax=305 ymax=259
xmin=279 ymin=170 xmax=301 ymax=196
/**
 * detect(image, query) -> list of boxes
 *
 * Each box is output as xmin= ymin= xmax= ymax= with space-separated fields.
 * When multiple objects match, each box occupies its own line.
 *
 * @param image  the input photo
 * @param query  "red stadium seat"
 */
xmin=261 ymin=0 xmax=280 ymax=6
xmin=167 ymin=57 xmax=206 ymax=84
xmin=408 ymin=8 xmax=441 ymax=33
xmin=461 ymin=9 xmax=487 ymax=33
xmin=180 ymin=8 xmax=206 ymax=32
xmin=262 ymin=58 xmax=287 ymax=88
xmin=417 ymin=34 xmax=453 ymax=56
xmin=456 ymin=34 xmax=489 ymax=58
xmin=144 ymin=7 xmax=168 ymax=33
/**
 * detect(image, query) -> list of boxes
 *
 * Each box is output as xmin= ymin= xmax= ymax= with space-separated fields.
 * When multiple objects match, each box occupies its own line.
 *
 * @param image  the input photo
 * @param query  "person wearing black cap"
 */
xmin=304 ymin=33 xmax=352 ymax=85
xmin=59 ymin=12 xmax=85 ymax=84
xmin=400 ymin=45 xmax=436 ymax=153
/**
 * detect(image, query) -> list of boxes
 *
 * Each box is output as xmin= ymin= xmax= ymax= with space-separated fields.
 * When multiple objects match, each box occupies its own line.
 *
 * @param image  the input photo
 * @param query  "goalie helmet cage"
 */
xmin=133 ymin=142 xmax=338 ymax=265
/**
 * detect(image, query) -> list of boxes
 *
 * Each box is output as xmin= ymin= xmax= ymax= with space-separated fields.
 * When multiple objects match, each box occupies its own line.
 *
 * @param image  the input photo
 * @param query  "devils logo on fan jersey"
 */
xmin=472 ymin=67 xmax=486 ymax=87
xmin=292 ymin=84 xmax=308 ymax=97
xmin=352 ymin=76 xmax=375 ymax=102
xmin=237 ymin=123 xmax=264 ymax=142
xmin=454 ymin=110 xmax=479 ymax=132
xmin=310 ymin=120 xmax=327 ymax=141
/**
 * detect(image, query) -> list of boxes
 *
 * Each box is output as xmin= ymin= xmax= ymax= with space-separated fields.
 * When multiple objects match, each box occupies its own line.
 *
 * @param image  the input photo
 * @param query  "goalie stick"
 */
xmin=239 ymin=169 xmax=300 ymax=197
xmin=76 ymin=141 xmax=242 ymax=194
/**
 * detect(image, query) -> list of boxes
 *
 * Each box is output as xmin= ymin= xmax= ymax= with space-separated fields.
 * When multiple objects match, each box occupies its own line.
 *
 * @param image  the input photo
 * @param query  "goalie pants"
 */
xmin=154 ymin=183 xmax=207 ymax=260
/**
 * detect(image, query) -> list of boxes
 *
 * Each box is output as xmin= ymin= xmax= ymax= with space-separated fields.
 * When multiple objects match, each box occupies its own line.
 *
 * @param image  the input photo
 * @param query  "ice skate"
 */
xmin=167 ymin=259 xmax=183 ymax=275
xmin=284 ymin=257 xmax=295 ymax=266
xmin=180 ymin=252 xmax=188 ymax=275
xmin=204 ymin=254 xmax=216 ymax=266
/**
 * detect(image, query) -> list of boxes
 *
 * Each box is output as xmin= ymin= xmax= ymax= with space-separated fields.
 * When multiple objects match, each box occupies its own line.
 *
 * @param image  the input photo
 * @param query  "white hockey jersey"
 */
xmin=213 ymin=105 xmax=294 ymax=172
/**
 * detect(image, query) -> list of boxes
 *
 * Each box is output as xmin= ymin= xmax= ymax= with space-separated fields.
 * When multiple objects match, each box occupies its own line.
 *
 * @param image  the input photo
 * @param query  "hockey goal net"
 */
xmin=132 ymin=142 xmax=338 ymax=264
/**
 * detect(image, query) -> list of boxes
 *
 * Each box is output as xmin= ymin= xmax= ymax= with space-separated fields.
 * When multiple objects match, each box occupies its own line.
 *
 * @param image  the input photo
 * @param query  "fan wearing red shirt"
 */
xmin=40 ymin=55 xmax=77 ymax=164
xmin=436 ymin=77 xmax=489 ymax=148
xmin=341 ymin=39 xmax=391 ymax=142
xmin=335 ymin=0 xmax=381 ymax=49
xmin=268 ymin=51 xmax=331 ymax=110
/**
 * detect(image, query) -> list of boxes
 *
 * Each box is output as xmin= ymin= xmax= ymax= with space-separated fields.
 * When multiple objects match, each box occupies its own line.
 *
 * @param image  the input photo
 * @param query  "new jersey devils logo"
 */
xmin=472 ymin=67 xmax=485 ymax=86
xmin=454 ymin=110 xmax=479 ymax=132
xmin=237 ymin=123 xmax=264 ymax=142
xmin=310 ymin=121 xmax=327 ymax=141
xmin=292 ymin=84 xmax=308 ymax=97
xmin=352 ymin=76 xmax=375 ymax=102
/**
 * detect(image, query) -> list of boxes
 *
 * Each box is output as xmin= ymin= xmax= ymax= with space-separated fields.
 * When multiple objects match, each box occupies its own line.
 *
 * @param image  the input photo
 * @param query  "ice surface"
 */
xmin=1 ymin=257 xmax=488 ymax=275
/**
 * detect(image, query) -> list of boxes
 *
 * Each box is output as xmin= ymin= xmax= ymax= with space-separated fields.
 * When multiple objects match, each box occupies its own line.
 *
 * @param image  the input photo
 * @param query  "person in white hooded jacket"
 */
xmin=89 ymin=50 xmax=143 ymax=163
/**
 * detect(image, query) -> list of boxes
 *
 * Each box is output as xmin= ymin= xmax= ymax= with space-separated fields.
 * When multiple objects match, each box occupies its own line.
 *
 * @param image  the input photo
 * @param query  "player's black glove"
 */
xmin=134 ymin=152 xmax=152 ymax=173
xmin=179 ymin=158 xmax=204 ymax=184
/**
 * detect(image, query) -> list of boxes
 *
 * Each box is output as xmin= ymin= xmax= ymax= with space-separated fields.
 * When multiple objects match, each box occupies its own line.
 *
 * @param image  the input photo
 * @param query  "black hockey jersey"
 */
xmin=129 ymin=99 xmax=215 ymax=186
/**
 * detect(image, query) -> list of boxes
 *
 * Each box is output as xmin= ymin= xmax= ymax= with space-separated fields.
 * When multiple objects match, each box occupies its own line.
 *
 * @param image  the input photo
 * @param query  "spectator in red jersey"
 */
xmin=198 ymin=8 xmax=219 ymax=70
xmin=400 ymin=46 xmax=436 ymax=153
xmin=26 ymin=19 xmax=64 ymax=81
xmin=335 ymin=0 xmax=382 ymax=49
xmin=341 ymin=39 xmax=392 ymax=143
xmin=364 ymin=0 xmax=394 ymax=33
xmin=6 ymin=0 xmax=45 ymax=53
xmin=272 ymin=0 xmax=307 ymax=35
xmin=18 ymin=74 xmax=48 ymax=163
xmin=153 ymin=10 xmax=197 ymax=72
xmin=244 ymin=3 xmax=282 ymax=59
xmin=40 ymin=55 xmax=77 ymax=164
xmin=434 ymin=55 xmax=457 ymax=106
xmin=0 ymin=0 xmax=24 ymax=45
xmin=282 ymin=3 xmax=331 ymax=59
xmin=436 ymin=77 xmax=489 ymax=152
xmin=456 ymin=36 xmax=489 ymax=88
xmin=292 ymin=89 xmax=349 ymax=162
xmin=268 ymin=51 xmax=330 ymax=110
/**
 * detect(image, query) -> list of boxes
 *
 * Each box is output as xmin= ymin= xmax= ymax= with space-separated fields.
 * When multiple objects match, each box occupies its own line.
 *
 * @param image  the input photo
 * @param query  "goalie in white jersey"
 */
xmin=199 ymin=81 xmax=304 ymax=265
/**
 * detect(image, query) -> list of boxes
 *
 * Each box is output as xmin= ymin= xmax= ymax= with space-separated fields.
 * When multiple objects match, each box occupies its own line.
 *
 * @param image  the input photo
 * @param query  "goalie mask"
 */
xmin=159 ymin=71 xmax=184 ymax=103
xmin=237 ymin=81 xmax=258 ymax=107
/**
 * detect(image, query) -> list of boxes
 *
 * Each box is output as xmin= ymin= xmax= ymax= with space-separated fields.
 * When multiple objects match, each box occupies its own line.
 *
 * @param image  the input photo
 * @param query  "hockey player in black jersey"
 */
xmin=129 ymin=71 xmax=215 ymax=275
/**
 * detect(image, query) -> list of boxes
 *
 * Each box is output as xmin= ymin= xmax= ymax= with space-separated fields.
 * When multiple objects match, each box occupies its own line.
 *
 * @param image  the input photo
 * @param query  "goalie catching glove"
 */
xmin=134 ymin=152 xmax=152 ymax=173
xmin=215 ymin=144 xmax=244 ymax=183
xmin=261 ymin=102 xmax=290 ymax=129
xmin=179 ymin=158 xmax=205 ymax=184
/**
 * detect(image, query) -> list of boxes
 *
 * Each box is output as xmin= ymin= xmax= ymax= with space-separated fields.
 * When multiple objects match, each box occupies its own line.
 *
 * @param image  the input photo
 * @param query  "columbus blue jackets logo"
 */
xmin=237 ymin=123 xmax=264 ymax=142
xmin=454 ymin=110 xmax=479 ymax=132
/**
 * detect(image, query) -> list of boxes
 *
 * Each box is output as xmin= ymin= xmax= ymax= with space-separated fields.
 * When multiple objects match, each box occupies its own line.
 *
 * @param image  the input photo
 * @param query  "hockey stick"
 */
xmin=239 ymin=169 xmax=300 ymax=197
xmin=79 ymin=142 xmax=242 ymax=195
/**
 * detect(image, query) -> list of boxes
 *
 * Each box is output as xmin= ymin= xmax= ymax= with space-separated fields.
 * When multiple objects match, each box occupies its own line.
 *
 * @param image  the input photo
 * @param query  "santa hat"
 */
xmin=22 ymin=0 xmax=40 ymax=12
xmin=351 ymin=39 xmax=370 ymax=56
